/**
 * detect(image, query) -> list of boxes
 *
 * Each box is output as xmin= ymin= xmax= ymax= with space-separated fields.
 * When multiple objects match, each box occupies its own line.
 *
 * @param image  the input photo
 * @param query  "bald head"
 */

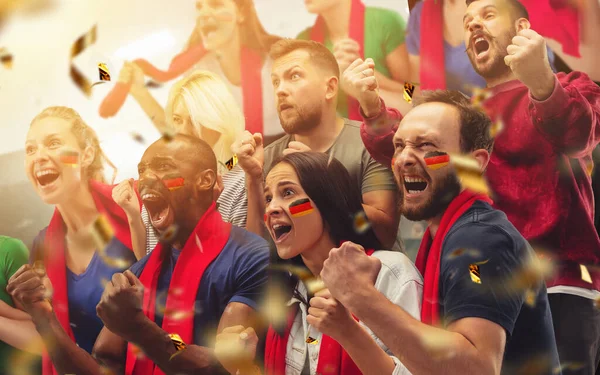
xmin=142 ymin=133 xmax=217 ymax=175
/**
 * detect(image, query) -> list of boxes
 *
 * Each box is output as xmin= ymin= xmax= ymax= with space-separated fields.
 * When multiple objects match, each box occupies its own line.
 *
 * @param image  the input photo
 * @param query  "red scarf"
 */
xmin=310 ymin=0 xmax=365 ymax=121
xmin=125 ymin=203 xmax=231 ymax=375
xmin=264 ymin=248 xmax=374 ymax=375
xmin=418 ymin=0 xmax=580 ymax=90
xmin=415 ymin=190 xmax=492 ymax=325
xmin=41 ymin=181 xmax=137 ymax=375
xmin=98 ymin=45 xmax=265 ymax=134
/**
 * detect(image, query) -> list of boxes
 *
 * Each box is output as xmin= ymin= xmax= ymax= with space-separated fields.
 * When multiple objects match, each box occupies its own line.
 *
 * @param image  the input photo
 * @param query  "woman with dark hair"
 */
xmin=215 ymin=152 xmax=422 ymax=375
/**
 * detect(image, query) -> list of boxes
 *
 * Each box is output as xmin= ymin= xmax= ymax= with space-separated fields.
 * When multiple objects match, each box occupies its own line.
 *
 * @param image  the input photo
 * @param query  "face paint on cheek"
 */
xmin=162 ymin=174 xmax=185 ymax=191
xmin=391 ymin=157 xmax=396 ymax=168
xmin=289 ymin=198 xmax=315 ymax=218
xmin=424 ymin=151 xmax=450 ymax=170
xmin=264 ymin=213 xmax=268 ymax=223
xmin=59 ymin=149 xmax=79 ymax=167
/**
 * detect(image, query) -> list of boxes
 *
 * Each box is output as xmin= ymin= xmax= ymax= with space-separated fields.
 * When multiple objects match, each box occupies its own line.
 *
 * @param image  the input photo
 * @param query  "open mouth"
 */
xmin=404 ymin=176 xmax=428 ymax=194
xmin=272 ymin=223 xmax=292 ymax=241
xmin=473 ymin=35 xmax=490 ymax=57
xmin=201 ymin=23 xmax=219 ymax=38
xmin=36 ymin=169 xmax=60 ymax=187
xmin=141 ymin=190 xmax=173 ymax=230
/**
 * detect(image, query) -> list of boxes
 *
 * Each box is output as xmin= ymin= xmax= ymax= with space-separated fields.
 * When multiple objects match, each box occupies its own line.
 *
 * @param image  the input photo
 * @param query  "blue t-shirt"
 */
xmin=406 ymin=1 xmax=556 ymax=96
xmin=129 ymin=226 xmax=269 ymax=346
xmin=32 ymin=229 xmax=137 ymax=354
xmin=438 ymin=201 xmax=560 ymax=374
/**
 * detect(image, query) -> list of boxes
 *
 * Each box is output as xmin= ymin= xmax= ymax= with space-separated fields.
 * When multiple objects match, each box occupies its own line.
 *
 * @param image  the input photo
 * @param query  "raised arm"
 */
xmin=112 ymin=179 xmax=146 ymax=260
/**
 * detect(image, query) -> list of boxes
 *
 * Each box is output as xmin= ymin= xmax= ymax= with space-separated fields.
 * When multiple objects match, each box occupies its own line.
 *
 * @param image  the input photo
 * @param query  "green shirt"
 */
xmin=297 ymin=6 xmax=407 ymax=117
xmin=0 ymin=236 xmax=30 ymax=368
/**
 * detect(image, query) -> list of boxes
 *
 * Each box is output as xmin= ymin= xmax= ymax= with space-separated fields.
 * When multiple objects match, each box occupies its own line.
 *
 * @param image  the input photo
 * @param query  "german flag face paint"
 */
xmin=162 ymin=174 xmax=185 ymax=191
xmin=289 ymin=198 xmax=314 ymax=218
xmin=59 ymin=149 xmax=79 ymax=167
xmin=424 ymin=151 xmax=450 ymax=170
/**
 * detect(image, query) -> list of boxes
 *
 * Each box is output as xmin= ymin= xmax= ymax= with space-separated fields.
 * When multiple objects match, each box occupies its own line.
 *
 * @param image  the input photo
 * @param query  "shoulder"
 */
xmin=226 ymin=227 xmax=270 ymax=262
xmin=264 ymin=135 xmax=291 ymax=171
xmin=296 ymin=27 xmax=312 ymax=41
xmin=339 ymin=120 xmax=366 ymax=142
xmin=557 ymin=71 xmax=600 ymax=91
xmin=0 ymin=236 xmax=29 ymax=257
xmin=372 ymin=250 xmax=423 ymax=287
xmin=366 ymin=6 xmax=406 ymax=25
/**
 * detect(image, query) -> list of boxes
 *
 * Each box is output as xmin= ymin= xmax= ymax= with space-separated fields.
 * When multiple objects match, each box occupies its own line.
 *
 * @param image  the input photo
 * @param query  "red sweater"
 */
xmin=361 ymin=72 xmax=600 ymax=290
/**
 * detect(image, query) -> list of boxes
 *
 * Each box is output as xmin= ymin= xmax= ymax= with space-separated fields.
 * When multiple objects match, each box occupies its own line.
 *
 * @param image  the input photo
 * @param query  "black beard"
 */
xmin=279 ymin=104 xmax=323 ymax=134
xmin=403 ymin=172 xmax=462 ymax=222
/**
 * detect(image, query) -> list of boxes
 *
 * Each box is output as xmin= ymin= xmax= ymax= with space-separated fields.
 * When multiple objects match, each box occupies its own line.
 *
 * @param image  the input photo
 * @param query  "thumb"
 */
xmin=124 ymin=270 xmax=143 ymax=288
xmin=253 ymin=133 xmax=263 ymax=149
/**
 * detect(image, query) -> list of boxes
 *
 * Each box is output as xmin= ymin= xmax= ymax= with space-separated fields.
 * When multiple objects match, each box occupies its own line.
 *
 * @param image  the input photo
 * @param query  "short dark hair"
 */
xmin=466 ymin=0 xmax=529 ymax=20
xmin=269 ymin=39 xmax=340 ymax=78
xmin=414 ymin=90 xmax=494 ymax=154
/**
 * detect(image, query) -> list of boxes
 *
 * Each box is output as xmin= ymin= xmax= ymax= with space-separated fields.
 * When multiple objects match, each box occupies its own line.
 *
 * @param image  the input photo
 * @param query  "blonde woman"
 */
xmin=140 ymin=71 xmax=250 ymax=254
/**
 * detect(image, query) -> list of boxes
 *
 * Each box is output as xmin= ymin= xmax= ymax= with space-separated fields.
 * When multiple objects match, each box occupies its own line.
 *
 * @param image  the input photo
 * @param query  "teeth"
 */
xmin=408 ymin=190 xmax=423 ymax=194
xmin=142 ymin=193 xmax=159 ymax=200
xmin=475 ymin=37 xmax=485 ymax=43
xmin=35 ymin=170 xmax=58 ymax=178
xmin=404 ymin=177 xmax=426 ymax=183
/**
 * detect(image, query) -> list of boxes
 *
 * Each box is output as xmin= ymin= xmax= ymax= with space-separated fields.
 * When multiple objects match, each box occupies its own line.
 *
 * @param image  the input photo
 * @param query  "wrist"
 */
xmin=245 ymin=174 xmax=263 ymax=187
xmin=32 ymin=308 xmax=58 ymax=334
xmin=529 ymin=70 xmax=556 ymax=101
xmin=360 ymin=97 xmax=382 ymax=118
xmin=345 ymin=285 xmax=378 ymax=317
xmin=124 ymin=313 xmax=153 ymax=344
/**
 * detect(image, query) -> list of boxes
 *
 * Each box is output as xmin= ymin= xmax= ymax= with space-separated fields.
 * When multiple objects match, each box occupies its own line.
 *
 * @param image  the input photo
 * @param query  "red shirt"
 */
xmin=360 ymin=72 xmax=600 ymax=290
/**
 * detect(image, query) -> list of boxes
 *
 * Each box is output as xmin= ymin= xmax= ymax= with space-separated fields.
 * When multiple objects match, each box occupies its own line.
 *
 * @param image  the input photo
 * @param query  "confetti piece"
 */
xmin=553 ymin=362 xmax=585 ymax=374
xmin=289 ymin=198 xmax=314 ymax=218
xmin=420 ymin=331 xmax=456 ymax=361
xmin=98 ymin=62 xmax=110 ymax=81
xmin=469 ymin=263 xmax=482 ymax=284
xmin=145 ymin=80 xmax=162 ymax=88
xmin=130 ymin=343 xmax=144 ymax=359
xmin=580 ymin=264 xmax=593 ymax=284
xmin=446 ymin=248 xmax=481 ymax=260
xmin=90 ymin=214 xmax=114 ymax=251
xmin=260 ymin=283 xmax=289 ymax=329
xmin=162 ymin=127 xmax=177 ymax=142
xmin=403 ymin=82 xmax=415 ymax=103
xmin=424 ymin=151 xmax=450 ymax=170
xmin=225 ymin=155 xmax=238 ymax=171
xmin=70 ymin=24 xmax=97 ymax=97
xmin=59 ymin=149 xmax=79 ymax=166
xmin=159 ymin=224 xmax=179 ymax=244
xmin=305 ymin=336 xmax=319 ymax=345
xmin=304 ymin=278 xmax=326 ymax=295
xmin=448 ymin=153 xmax=490 ymax=195
xmin=524 ymin=289 xmax=536 ymax=307
xmin=352 ymin=210 xmax=371 ymax=234
xmin=268 ymin=264 xmax=313 ymax=281
xmin=489 ymin=119 xmax=504 ymax=138
xmin=169 ymin=333 xmax=187 ymax=351
xmin=0 ymin=47 xmax=12 ymax=69
xmin=470 ymin=87 xmax=493 ymax=108
xmin=163 ymin=175 xmax=185 ymax=191
xmin=507 ymin=253 xmax=555 ymax=293
xmin=586 ymin=160 xmax=594 ymax=177
xmin=130 ymin=132 xmax=145 ymax=144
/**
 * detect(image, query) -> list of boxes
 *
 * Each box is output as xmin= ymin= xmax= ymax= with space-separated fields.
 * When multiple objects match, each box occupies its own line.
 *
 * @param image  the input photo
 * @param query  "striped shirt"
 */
xmin=141 ymin=165 xmax=248 ymax=254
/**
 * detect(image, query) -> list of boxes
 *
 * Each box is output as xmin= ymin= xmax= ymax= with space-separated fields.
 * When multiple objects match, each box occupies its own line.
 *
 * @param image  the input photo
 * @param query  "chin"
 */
xmin=276 ymin=245 xmax=300 ymax=260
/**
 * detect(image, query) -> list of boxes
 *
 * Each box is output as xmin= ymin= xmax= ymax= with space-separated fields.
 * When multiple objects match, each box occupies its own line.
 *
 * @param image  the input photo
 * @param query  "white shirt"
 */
xmin=285 ymin=251 xmax=423 ymax=375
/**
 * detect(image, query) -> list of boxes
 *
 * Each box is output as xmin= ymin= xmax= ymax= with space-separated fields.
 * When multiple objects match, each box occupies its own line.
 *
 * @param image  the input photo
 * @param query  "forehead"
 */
xmin=466 ymin=0 xmax=503 ymax=14
xmin=272 ymin=49 xmax=312 ymax=75
xmin=266 ymin=162 xmax=299 ymax=187
xmin=27 ymin=117 xmax=73 ymax=141
xmin=394 ymin=103 xmax=461 ymax=144
xmin=141 ymin=140 xmax=194 ymax=163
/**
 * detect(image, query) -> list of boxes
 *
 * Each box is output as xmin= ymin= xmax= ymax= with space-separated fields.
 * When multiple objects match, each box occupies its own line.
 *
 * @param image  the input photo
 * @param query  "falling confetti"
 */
xmin=553 ymin=362 xmax=585 ymax=374
xmin=489 ymin=119 xmax=504 ymax=138
xmin=580 ymin=264 xmax=593 ymax=284
xmin=90 ymin=214 xmax=114 ymax=251
xmin=446 ymin=248 xmax=481 ymax=260
xmin=420 ymin=331 xmax=456 ymax=361
xmin=145 ymin=80 xmax=162 ymax=88
xmin=403 ymin=82 xmax=415 ymax=103
xmin=130 ymin=343 xmax=144 ymax=359
xmin=352 ymin=210 xmax=371 ymax=234
xmin=304 ymin=278 xmax=326 ymax=295
xmin=524 ymin=289 xmax=536 ymax=307
xmin=507 ymin=254 xmax=555 ymax=293
xmin=162 ymin=127 xmax=177 ymax=142
xmin=269 ymin=264 xmax=313 ymax=281
xmin=98 ymin=62 xmax=110 ymax=81
xmin=169 ymin=333 xmax=187 ymax=351
xmin=448 ymin=153 xmax=490 ymax=195
xmin=470 ymin=87 xmax=493 ymax=108
xmin=225 ymin=154 xmax=238 ymax=171
xmin=260 ymin=283 xmax=289 ymax=330
xmin=131 ymin=132 xmax=145 ymax=144
xmin=469 ymin=263 xmax=482 ymax=284
xmin=0 ymin=47 xmax=12 ymax=69
xmin=305 ymin=336 xmax=318 ymax=345
xmin=159 ymin=224 xmax=179 ymax=244
xmin=70 ymin=24 xmax=98 ymax=97
xmin=424 ymin=151 xmax=450 ymax=170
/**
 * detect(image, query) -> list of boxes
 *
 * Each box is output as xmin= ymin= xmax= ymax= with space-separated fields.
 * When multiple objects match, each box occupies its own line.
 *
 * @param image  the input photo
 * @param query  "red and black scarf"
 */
xmin=310 ymin=0 xmax=365 ymax=121
xmin=99 ymin=44 xmax=265 ymax=134
xmin=264 ymin=248 xmax=374 ymax=375
xmin=415 ymin=190 xmax=492 ymax=325
xmin=41 ymin=180 xmax=138 ymax=375
xmin=124 ymin=202 xmax=231 ymax=375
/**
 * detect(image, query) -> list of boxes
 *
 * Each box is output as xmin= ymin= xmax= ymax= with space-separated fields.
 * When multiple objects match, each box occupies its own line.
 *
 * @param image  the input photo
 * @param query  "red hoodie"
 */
xmin=360 ymin=72 xmax=600 ymax=290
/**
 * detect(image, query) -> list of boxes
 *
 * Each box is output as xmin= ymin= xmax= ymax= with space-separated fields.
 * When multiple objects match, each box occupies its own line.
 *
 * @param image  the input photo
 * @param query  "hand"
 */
xmin=504 ymin=28 xmax=555 ymax=100
xmin=215 ymin=325 xmax=259 ymax=375
xmin=118 ymin=61 xmax=146 ymax=94
xmin=7 ymin=264 xmax=53 ymax=321
xmin=96 ymin=270 xmax=146 ymax=342
xmin=231 ymin=131 xmax=264 ymax=181
xmin=340 ymin=58 xmax=381 ymax=117
xmin=282 ymin=141 xmax=311 ymax=156
xmin=214 ymin=173 xmax=224 ymax=201
xmin=307 ymin=289 xmax=355 ymax=341
xmin=112 ymin=178 xmax=140 ymax=218
xmin=321 ymin=241 xmax=381 ymax=309
xmin=333 ymin=38 xmax=361 ymax=75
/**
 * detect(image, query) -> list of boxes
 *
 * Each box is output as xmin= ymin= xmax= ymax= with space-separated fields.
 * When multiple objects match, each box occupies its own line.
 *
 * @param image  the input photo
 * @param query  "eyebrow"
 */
xmin=25 ymin=133 xmax=61 ymax=144
xmin=393 ymin=134 xmax=439 ymax=144
xmin=264 ymin=180 xmax=299 ymax=193
xmin=271 ymin=65 xmax=302 ymax=79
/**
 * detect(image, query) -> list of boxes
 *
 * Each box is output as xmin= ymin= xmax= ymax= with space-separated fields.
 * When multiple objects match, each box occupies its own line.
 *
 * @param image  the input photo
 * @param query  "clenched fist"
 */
xmin=307 ymin=289 xmax=355 ymax=342
xmin=333 ymin=38 xmax=362 ymax=75
xmin=118 ymin=61 xmax=146 ymax=95
xmin=231 ymin=131 xmax=264 ymax=181
xmin=7 ymin=264 xmax=53 ymax=320
xmin=215 ymin=325 xmax=259 ymax=375
xmin=112 ymin=178 xmax=140 ymax=218
xmin=340 ymin=58 xmax=381 ymax=117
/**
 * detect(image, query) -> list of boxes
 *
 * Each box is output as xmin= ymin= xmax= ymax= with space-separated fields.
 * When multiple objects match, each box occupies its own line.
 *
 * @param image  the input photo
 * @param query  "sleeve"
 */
xmin=440 ymin=224 xmax=524 ymax=336
xmin=295 ymin=27 xmax=311 ymax=41
xmin=529 ymin=71 xmax=600 ymax=157
xmin=229 ymin=238 xmax=270 ymax=310
xmin=361 ymin=153 xmax=397 ymax=194
xmin=380 ymin=9 xmax=407 ymax=55
xmin=405 ymin=0 xmax=423 ymax=55
xmin=359 ymin=99 xmax=402 ymax=168
xmin=1 ymin=238 xmax=29 ymax=281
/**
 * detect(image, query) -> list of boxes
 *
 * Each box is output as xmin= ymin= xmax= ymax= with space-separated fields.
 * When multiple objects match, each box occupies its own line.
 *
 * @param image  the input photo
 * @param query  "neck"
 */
xmin=427 ymin=213 xmax=444 ymax=238
xmin=172 ymin=200 xmax=212 ymax=250
xmin=486 ymin=70 xmax=517 ymax=88
xmin=301 ymin=235 xmax=337 ymax=277
xmin=294 ymin=113 xmax=344 ymax=152
xmin=216 ymin=32 xmax=242 ymax=85
xmin=320 ymin=0 xmax=352 ymax=41
xmin=57 ymin=183 xmax=98 ymax=236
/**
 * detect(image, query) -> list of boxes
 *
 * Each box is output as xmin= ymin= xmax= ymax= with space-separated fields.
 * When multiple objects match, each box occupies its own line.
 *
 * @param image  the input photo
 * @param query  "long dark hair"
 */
xmin=267 ymin=152 xmax=381 ymax=316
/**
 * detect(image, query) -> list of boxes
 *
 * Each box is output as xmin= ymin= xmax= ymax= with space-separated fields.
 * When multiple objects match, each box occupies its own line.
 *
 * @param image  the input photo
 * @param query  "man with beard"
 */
xmin=7 ymin=135 xmax=270 ymax=374
xmin=320 ymin=89 xmax=560 ymax=374
xmin=358 ymin=0 xmax=600 ymax=371
xmin=232 ymin=39 xmax=400 ymax=248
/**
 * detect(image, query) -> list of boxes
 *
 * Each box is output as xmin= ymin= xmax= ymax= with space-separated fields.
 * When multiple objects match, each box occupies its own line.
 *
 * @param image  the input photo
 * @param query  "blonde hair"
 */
xmin=185 ymin=0 xmax=280 ymax=54
xmin=30 ymin=106 xmax=117 ymax=184
xmin=166 ymin=71 xmax=245 ymax=172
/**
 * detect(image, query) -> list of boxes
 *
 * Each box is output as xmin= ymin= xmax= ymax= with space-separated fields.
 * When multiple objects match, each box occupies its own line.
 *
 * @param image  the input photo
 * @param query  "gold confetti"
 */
xmin=159 ymin=224 xmax=179 ymax=244
xmin=0 ymin=47 xmax=12 ymax=69
xmin=304 ymin=278 xmax=326 ymax=295
xmin=130 ymin=343 xmax=144 ymax=359
xmin=352 ymin=210 xmax=371 ymax=234
xmin=169 ymin=333 xmax=187 ymax=351
xmin=260 ymin=283 xmax=289 ymax=329
xmin=524 ymin=289 xmax=536 ymax=307
xmin=91 ymin=214 xmax=114 ymax=251
xmin=553 ymin=362 xmax=585 ymax=373
xmin=70 ymin=24 xmax=98 ymax=97
xmin=305 ymin=336 xmax=318 ymax=345
xmin=469 ymin=263 xmax=482 ymax=284
xmin=269 ymin=264 xmax=313 ymax=281
xmin=489 ymin=119 xmax=504 ymax=138
xmin=131 ymin=132 xmax=145 ymax=144
xmin=470 ymin=87 xmax=493 ymax=108
xmin=225 ymin=155 xmax=238 ymax=171
xmin=403 ymin=82 xmax=415 ymax=103
xmin=98 ymin=62 xmax=110 ymax=81
xmin=448 ymin=153 xmax=490 ymax=195
xmin=507 ymin=254 xmax=555 ymax=293
xmin=586 ymin=160 xmax=594 ymax=177
xmin=446 ymin=248 xmax=481 ymax=260
xmin=580 ymin=264 xmax=593 ymax=284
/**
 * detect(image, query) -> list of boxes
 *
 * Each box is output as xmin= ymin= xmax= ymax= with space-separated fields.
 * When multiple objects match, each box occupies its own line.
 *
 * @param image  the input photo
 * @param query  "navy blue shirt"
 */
xmin=32 ymin=229 xmax=137 ymax=353
xmin=439 ymin=201 xmax=560 ymax=374
xmin=129 ymin=226 xmax=269 ymax=346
